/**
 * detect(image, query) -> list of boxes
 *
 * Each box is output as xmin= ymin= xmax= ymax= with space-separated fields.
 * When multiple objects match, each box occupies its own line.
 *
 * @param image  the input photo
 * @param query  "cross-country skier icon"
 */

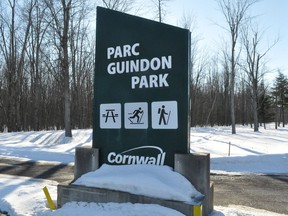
xmin=158 ymin=105 xmax=171 ymax=125
xmin=128 ymin=107 xmax=144 ymax=124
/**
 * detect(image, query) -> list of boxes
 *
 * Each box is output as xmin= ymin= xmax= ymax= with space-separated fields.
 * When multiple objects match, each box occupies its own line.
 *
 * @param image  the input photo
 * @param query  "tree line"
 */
xmin=0 ymin=0 xmax=287 ymax=135
xmin=0 ymin=0 xmax=95 ymax=134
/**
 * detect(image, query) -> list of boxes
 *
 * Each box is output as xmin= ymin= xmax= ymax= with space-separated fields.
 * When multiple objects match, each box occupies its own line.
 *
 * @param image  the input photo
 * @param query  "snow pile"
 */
xmin=0 ymin=174 xmax=185 ymax=216
xmin=0 ymin=174 xmax=57 ymax=216
xmin=211 ymin=205 xmax=287 ymax=216
xmin=74 ymin=164 xmax=203 ymax=203
xmin=49 ymin=202 xmax=185 ymax=216
xmin=48 ymin=202 xmax=288 ymax=216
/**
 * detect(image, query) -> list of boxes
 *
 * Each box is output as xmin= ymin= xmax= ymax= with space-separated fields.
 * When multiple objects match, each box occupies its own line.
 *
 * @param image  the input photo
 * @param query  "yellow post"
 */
xmin=43 ymin=186 xmax=56 ymax=210
xmin=193 ymin=205 xmax=202 ymax=216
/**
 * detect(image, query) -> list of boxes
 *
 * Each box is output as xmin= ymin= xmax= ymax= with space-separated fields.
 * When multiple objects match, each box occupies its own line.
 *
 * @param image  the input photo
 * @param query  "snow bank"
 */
xmin=49 ymin=202 xmax=185 ymax=216
xmin=212 ymin=205 xmax=287 ymax=216
xmin=73 ymin=164 xmax=203 ymax=203
xmin=0 ymin=129 xmax=92 ymax=164
xmin=0 ymin=174 xmax=57 ymax=216
xmin=0 ymin=174 xmax=185 ymax=216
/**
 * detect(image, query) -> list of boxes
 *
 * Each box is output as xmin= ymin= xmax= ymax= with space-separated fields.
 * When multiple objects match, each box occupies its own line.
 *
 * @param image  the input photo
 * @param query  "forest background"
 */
xmin=0 ymin=0 xmax=287 ymax=136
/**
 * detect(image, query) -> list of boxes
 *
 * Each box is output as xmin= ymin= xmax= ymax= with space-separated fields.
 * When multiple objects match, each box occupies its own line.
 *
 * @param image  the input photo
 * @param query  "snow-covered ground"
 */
xmin=0 ymin=124 xmax=287 ymax=215
xmin=190 ymin=124 xmax=288 ymax=175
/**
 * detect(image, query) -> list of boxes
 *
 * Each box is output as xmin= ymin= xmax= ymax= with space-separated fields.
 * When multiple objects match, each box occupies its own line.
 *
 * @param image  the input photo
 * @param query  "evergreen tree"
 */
xmin=258 ymin=83 xmax=275 ymax=128
xmin=272 ymin=71 xmax=288 ymax=127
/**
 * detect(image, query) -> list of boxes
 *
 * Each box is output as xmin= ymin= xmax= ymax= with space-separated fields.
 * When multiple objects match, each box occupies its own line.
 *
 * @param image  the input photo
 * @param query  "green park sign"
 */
xmin=93 ymin=7 xmax=191 ymax=167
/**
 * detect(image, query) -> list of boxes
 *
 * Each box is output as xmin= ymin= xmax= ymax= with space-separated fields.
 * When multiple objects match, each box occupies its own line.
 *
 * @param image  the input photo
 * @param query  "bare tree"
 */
xmin=189 ymin=50 xmax=209 ymax=126
xmin=0 ymin=0 xmax=94 ymax=132
xmin=241 ymin=24 xmax=277 ymax=132
xmin=45 ymin=0 xmax=72 ymax=137
xmin=220 ymin=47 xmax=231 ymax=125
xmin=0 ymin=0 xmax=35 ymax=131
xmin=101 ymin=0 xmax=135 ymax=12
xmin=69 ymin=0 xmax=94 ymax=128
xmin=178 ymin=11 xmax=206 ymax=126
xmin=149 ymin=0 xmax=172 ymax=22
xmin=0 ymin=0 xmax=17 ymax=131
xmin=206 ymin=56 xmax=221 ymax=126
xmin=217 ymin=0 xmax=258 ymax=134
xmin=25 ymin=0 xmax=50 ymax=130
xmin=62 ymin=0 xmax=72 ymax=137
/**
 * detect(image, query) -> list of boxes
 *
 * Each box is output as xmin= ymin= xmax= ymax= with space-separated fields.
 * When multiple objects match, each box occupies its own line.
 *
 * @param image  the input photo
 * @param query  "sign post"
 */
xmin=93 ymin=7 xmax=191 ymax=167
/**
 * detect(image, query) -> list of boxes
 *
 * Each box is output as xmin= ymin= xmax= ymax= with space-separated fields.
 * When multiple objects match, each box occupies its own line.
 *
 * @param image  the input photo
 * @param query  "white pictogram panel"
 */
xmin=125 ymin=102 xmax=148 ymax=129
xmin=151 ymin=101 xmax=178 ymax=129
xmin=100 ymin=103 xmax=121 ymax=129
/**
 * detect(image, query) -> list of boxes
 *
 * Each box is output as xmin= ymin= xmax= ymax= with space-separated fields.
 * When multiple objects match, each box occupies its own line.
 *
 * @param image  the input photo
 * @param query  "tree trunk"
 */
xmin=252 ymin=94 xmax=259 ymax=132
xmin=281 ymin=103 xmax=285 ymax=127
xmin=252 ymin=80 xmax=259 ymax=132
xmin=230 ymin=42 xmax=236 ymax=134
xmin=62 ymin=0 xmax=72 ymax=137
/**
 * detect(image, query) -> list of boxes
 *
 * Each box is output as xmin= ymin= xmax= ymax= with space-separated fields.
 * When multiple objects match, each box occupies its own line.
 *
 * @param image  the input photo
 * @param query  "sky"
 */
xmin=162 ymin=0 xmax=288 ymax=80
xmin=92 ymin=0 xmax=287 ymax=82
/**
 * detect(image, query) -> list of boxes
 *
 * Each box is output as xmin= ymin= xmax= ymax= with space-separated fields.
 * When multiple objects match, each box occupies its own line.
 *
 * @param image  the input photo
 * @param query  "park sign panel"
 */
xmin=93 ymin=7 xmax=191 ymax=167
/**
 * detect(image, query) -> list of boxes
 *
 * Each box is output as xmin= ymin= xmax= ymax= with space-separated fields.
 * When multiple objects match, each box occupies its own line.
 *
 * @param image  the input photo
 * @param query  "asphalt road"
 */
xmin=211 ymin=174 xmax=288 ymax=215
xmin=0 ymin=158 xmax=287 ymax=215
xmin=0 ymin=158 xmax=74 ymax=183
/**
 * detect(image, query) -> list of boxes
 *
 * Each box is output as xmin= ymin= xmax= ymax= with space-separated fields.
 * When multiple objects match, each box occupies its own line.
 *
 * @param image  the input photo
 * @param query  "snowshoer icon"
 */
xmin=158 ymin=105 xmax=170 ymax=125
xmin=129 ymin=107 xmax=143 ymax=124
